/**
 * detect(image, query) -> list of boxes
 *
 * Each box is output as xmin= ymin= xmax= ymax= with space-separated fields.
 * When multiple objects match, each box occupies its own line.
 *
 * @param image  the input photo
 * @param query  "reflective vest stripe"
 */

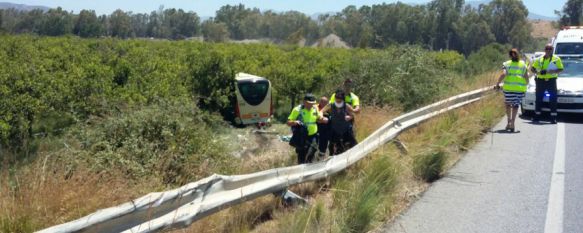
xmin=504 ymin=81 xmax=527 ymax=86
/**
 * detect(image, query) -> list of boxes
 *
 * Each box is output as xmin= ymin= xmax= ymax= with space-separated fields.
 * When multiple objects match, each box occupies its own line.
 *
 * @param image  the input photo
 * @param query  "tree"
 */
xmin=483 ymin=0 xmax=532 ymax=49
xmin=15 ymin=9 xmax=44 ymax=33
xmin=109 ymin=9 xmax=132 ymax=38
xmin=559 ymin=0 xmax=583 ymax=26
xmin=74 ymin=10 xmax=102 ymax=37
xmin=215 ymin=4 xmax=251 ymax=40
xmin=130 ymin=13 xmax=148 ymax=37
xmin=201 ymin=20 xmax=230 ymax=42
xmin=39 ymin=7 xmax=73 ymax=36
xmin=427 ymin=0 xmax=464 ymax=50
xmin=162 ymin=9 xmax=200 ymax=39
xmin=147 ymin=11 xmax=163 ymax=37
xmin=0 ymin=10 xmax=4 ymax=32
xmin=455 ymin=6 xmax=495 ymax=55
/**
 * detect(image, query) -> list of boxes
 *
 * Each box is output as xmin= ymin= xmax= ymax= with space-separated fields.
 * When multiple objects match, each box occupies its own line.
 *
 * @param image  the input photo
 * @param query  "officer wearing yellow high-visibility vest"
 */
xmin=531 ymin=44 xmax=564 ymax=124
xmin=287 ymin=93 xmax=323 ymax=164
xmin=495 ymin=48 xmax=529 ymax=132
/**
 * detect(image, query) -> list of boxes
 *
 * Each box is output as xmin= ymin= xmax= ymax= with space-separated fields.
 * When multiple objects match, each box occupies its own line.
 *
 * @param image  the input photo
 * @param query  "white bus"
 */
xmin=233 ymin=73 xmax=273 ymax=127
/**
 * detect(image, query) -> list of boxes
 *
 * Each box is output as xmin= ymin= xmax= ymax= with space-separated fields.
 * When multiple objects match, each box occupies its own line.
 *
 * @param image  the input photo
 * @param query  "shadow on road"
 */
xmin=559 ymin=113 xmax=583 ymax=124
xmin=493 ymin=129 xmax=521 ymax=134
xmin=519 ymin=113 xmax=583 ymax=125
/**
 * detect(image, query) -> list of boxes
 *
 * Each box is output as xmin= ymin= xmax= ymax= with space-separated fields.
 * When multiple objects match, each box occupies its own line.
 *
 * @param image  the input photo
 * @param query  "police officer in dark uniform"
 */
xmin=531 ymin=44 xmax=564 ymax=124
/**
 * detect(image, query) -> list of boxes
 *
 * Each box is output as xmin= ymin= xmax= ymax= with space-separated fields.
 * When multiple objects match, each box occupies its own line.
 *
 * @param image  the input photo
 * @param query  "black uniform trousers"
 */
xmin=296 ymin=135 xmax=318 ymax=164
xmin=535 ymin=78 xmax=558 ymax=116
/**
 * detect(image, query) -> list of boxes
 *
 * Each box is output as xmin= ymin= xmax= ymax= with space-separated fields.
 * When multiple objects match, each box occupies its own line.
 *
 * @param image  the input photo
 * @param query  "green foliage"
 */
xmin=432 ymin=50 xmax=464 ymax=70
xmin=39 ymin=7 xmax=73 ymax=36
xmin=340 ymin=46 xmax=455 ymax=110
xmin=0 ymin=215 xmax=35 ymax=233
xmin=558 ymin=0 xmax=583 ymax=26
xmin=462 ymin=43 xmax=511 ymax=76
xmin=74 ymin=10 xmax=103 ymax=38
xmin=201 ymin=21 xmax=230 ymax=42
xmin=0 ymin=35 xmax=500 ymax=175
xmin=413 ymin=150 xmax=448 ymax=182
xmin=61 ymin=100 xmax=232 ymax=184
xmin=482 ymin=0 xmax=532 ymax=50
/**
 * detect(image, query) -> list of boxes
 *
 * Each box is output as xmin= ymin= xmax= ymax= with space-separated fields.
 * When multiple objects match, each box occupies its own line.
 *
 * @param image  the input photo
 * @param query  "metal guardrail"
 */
xmin=38 ymin=86 xmax=494 ymax=233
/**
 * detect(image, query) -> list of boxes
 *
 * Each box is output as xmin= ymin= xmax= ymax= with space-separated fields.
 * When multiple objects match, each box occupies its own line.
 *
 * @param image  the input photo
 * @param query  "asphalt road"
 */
xmin=383 ymin=114 xmax=583 ymax=233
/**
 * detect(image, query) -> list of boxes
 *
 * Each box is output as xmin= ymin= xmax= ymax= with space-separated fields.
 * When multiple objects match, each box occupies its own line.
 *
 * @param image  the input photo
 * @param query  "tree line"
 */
xmin=0 ymin=0 xmax=538 ymax=54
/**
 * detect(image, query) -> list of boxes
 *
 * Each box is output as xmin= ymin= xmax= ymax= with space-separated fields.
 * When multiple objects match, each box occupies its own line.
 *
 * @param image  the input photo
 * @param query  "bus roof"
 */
xmin=235 ymin=72 xmax=268 ymax=82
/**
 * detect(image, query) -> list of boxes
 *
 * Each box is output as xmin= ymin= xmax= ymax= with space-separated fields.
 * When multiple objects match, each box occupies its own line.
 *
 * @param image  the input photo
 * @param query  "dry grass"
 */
xmin=0 ymin=155 xmax=162 ymax=232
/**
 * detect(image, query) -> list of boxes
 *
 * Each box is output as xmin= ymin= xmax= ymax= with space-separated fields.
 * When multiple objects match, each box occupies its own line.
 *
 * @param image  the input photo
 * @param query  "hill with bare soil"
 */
xmin=530 ymin=20 xmax=558 ymax=39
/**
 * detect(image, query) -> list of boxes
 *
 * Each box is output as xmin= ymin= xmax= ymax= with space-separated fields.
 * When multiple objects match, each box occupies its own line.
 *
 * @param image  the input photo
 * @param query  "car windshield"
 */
xmin=559 ymin=60 xmax=583 ymax=78
xmin=555 ymin=43 xmax=583 ymax=54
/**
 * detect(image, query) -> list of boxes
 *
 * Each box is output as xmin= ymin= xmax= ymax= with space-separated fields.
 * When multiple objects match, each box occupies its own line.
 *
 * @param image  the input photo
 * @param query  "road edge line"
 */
xmin=544 ymin=122 xmax=565 ymax=233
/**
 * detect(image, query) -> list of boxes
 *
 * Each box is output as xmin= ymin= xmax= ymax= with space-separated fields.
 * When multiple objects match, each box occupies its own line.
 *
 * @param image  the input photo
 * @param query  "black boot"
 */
xmin=550 ymin=116 xmax=557 ymax=124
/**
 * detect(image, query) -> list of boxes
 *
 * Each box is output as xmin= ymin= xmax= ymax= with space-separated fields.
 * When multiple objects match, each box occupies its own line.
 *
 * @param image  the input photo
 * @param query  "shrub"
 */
xmin=462 ymin=43 xmax=511 ymax=76
xmin=57 ymin=99 xmax=234 ymax=184
xmin=413 ymin=150 xmax=448 ymax=182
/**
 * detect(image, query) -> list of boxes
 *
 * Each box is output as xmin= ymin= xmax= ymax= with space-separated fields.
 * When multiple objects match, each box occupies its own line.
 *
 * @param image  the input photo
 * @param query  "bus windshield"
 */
xmin=238 ymin=80 xmax=269 ymax=106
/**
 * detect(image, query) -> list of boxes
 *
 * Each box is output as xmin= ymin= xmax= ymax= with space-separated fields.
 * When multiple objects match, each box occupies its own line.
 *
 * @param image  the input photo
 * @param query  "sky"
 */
xmin=10 ymin=0 xmax=565 ymax=18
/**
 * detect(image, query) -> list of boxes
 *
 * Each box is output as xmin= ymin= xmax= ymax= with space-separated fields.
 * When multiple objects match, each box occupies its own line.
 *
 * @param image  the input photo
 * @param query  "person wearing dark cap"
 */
xmin=495 ymin=48 xmax=529 ymax=132
xmin=531 ymin=44 xmax=564 ymax=124
xmin=287 ymin=93 xmax=323 ymax=164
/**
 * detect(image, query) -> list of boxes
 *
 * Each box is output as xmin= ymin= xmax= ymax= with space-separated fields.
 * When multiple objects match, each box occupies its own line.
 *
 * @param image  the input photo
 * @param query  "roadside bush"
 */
xmin=432 ymin=50 xmax=464 ymax=70
xmin=57 ymin=99 xmax=234 ymax=184
xmin=462 ymin=43 xmax=511 ymax=76
xmin=341 ymin=46 xmax=455 ymax=110
xmin=413 ymin=150 xmax=448 ymax=182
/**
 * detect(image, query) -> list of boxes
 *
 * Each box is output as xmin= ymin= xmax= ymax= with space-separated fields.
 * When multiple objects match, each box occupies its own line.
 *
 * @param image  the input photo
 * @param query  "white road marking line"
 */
xmin=544 ymin=122 xmax=566 ymax=233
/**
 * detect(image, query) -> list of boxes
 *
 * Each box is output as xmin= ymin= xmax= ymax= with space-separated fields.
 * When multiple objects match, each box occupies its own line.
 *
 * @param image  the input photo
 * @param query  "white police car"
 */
xmin=521 ymin=58 xmax=583 ymax=115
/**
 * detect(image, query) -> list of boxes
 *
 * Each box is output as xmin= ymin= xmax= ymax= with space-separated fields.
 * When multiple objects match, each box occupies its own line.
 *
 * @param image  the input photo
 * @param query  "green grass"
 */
xmin=338 ymin=157 xmax=397 ymax=233
xmin=0 ymin=215 xmax=35 ymax=233
xmin=413 ymin=150 xmax=448 ymax=182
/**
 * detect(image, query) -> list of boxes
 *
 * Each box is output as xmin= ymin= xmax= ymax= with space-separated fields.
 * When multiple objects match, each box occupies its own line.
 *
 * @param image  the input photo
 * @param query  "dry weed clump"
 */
xmin=0 ymin=156 xmax=160 ymax=232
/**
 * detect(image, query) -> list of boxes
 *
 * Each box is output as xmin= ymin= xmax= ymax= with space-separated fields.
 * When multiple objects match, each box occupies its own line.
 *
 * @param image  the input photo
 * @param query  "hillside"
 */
xmin=0 ymin=2 xmax=49 ymax=11
xmin=530 ymin=19 xmax=558 ymax=39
